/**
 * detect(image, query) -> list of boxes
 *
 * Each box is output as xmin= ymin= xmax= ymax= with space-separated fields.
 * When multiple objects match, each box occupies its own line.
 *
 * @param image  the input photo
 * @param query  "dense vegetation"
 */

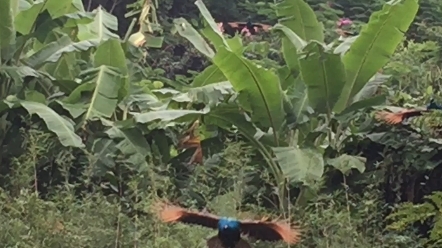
xmin=2 ymin=0 xmax=442 ymax=247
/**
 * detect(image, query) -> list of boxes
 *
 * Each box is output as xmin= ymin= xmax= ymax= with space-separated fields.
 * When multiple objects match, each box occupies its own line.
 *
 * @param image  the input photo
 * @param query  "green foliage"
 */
xmin=275 ymin=0 xmax=324 ymax=72
xmin=298 ymin=41 xmax=347 ymax=113
xmin=335 ymin=0 xmax=419 ymax=112
xmin=2 ymin=0 xmax=442 ymax=246
xmin=0 ymin=130 xmax=422 ymax=247
xmin=0 ymin=0 xmax=14 ymax=50
xmin=387 ymin=191 xmax=442 ymax=247
xmin=272 ymin=146 xmax=324 ymax=186
xmin=170 ymin=0 xmax=419 ymax=217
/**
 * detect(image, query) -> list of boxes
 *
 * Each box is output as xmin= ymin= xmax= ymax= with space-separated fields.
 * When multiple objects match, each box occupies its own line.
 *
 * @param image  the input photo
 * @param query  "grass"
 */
xmin=0 ymin=129 xmax=422 ymax=248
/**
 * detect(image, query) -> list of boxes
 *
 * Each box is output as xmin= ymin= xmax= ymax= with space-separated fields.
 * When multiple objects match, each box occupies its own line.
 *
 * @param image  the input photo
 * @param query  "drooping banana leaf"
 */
xmin=334 ymin=0 xmax=419 ymax=112
xmin=298 ymin=41 xmax=347 ymax=114
xmin=275 ymin=0 xmax=323 ymax=72
xmin=212 ymin=47 xmax=285 ymax=141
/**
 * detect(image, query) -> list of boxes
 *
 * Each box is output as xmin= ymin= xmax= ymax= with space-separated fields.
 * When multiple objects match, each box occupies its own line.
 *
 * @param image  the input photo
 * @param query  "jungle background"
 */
xmin=1 ymin=0 xmax=442 ymax=247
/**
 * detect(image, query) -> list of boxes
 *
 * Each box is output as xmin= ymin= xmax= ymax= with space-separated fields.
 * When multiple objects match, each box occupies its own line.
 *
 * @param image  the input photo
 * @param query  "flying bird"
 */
xmin=375 ymin=99 xmax=442 ymax=125
xmin=155 ymin=202 xmax=301 ymax=248
xmin=217 ymin=20 xmax=272 ymax=37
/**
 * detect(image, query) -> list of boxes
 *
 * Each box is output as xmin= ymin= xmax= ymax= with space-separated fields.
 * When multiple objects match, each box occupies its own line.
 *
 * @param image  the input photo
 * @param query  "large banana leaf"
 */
xmin=298 ymin=42 xmax=346 ymax=114
xmin=174 ymin=3 xmax=243 ymax=88
xmin=334 ymin=0 xmax=419 ymax=112
xmin=213 ymin=47 xmax=284 ymax=136
xmin=91 ymin=138 xmax=117 ymax=176
xmin=94 ymin=39 xmax=128 ymax=75
xmin=352 ymin=73 xmax=391 ymax=103
xmin=0 ymin=65 xmax=40 ymax=84
xmin=285 ymin=75 xmax=311 ymax=124
xmin=56 ymin=101 xmax=86 ymax=118
xmin=77 ymin=6 xmax=119 ymax=41
xmin=275 ymin=0 xmax=323 ymax=71
xmin=24 ymin=34 xmax=100 ymax=69
xmin=64 ymin=66 xmax=125 ymax=121
xmin=31 ymin=12 xmax=94 ymax=50
xmin=20 ymin=100 xmax=84 ymax=148
xmin=102 ymin=119 xmax=151 ymax=172
xmin=72 ymin=0 xmax=84 ymax=11
xmin=0 ymin=0 xmax=15 ymax=50
xmin=173 ymin=15 xmax=230 ymax=87
xmin=273 ymin=24 xmax=307 ymax=51
xmin=44 ymin=0 xmax=74 ymax=19
xmin=173 ymin=18 xmax=215 ymax=59
xmin=191 ymin=65 xmax=227 ymax=87
xmin=275 ymin=0 xmax=323 ymax=41
xmin=326 ymin=154 xmax=366 ymax=176
xmin=172 ymin=16 xmax=227 ymax=89
xmin=119 ymin=92 xmax=166 ymax=113
xmin=40 ymin=31 xmax=79 ymax=80
xmin=14 ymin=0 xmax=45 ymax=35
xmin=133 ymin=108 xmax=209 ymax=124
xmin=336 ymin=73 xmax=390 ymax=116
xmin=171 ymin=81 xmax=235 ymax=107
xmin=94 ymin=38 xmax=129 ymax=100
xmin=194 ymin=0 xmax=229 ymax=50
xmin=272 ymin=146 xmax=324 ymax=186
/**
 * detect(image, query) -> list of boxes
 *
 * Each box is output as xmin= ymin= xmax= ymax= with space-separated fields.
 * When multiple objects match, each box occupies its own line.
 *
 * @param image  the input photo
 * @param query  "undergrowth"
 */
xmin=0 ymin=129 xmax=422 ymax=248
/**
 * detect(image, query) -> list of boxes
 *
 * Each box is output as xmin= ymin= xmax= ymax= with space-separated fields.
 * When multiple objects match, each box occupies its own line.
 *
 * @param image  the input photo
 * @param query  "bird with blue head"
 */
xmin=375 ymin=98 xmax=442 ymax=125
xmin=155 ymin=201 xmax=301 ymax=248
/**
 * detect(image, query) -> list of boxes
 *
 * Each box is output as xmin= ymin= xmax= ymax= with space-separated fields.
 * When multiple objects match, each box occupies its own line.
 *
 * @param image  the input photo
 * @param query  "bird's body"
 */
xmin=427 ymin=99 xmax=442 ymax=110
xmin=216 ymin=21 xmax=271 ymax=37
xmin=215 ymin=218 xmax=242 ymax=247
xmin=375 ymin=99 xmax=442 ymax=125
xmin=206 ymin=235 xmax=251 ymax=248
xmin=155 ymin=202 xmax=301 ymax=248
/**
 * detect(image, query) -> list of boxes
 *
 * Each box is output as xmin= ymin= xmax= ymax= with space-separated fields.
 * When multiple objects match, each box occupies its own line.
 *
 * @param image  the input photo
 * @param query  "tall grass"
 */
xmin=0 ymin=129 xmax=419 ymax=248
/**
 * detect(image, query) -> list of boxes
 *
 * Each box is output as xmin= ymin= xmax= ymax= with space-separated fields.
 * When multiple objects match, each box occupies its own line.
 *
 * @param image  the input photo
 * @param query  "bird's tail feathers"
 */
xmin=206 ymin=236 xmax=252 ymax=248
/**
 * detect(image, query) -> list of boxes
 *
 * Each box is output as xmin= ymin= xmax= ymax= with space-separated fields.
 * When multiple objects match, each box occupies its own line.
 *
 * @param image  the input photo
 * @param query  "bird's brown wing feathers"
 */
xmin=229 ymin=22 xmax=272 ymax=30
xmin=375 ymin=108 xmax=427 ymax=125
xmin=240 ymin=219 xmax=301 ymax=244
xmin=207 ymin=236 xmax=252 ymax=248
xmin=222 ymin=22 xmax=272 ymax=31
xmin=155 ymin=202 xmax=219 ymax=229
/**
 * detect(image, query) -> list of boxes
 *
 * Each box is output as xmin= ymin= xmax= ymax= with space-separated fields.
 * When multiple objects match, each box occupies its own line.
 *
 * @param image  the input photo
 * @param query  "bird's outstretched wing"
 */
xmin=240 ymin=219 xmax=301 ymax=244
xmin=375 ymin=108 xmax=428 ymax=125
xmin=155 ymin=201 xmax=219 ymax=230
xmin=227 ymin=22 xmax=272 ymax=31
xmin=207 ymin=236 xmax=252 ymax=248
xmin=217 ymin=22 xmax=272 ymax=35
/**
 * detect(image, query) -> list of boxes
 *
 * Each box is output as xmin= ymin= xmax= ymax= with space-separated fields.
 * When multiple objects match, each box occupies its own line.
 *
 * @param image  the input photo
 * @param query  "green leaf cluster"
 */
xmin=171 ymin=0 xmax=419 ymax=211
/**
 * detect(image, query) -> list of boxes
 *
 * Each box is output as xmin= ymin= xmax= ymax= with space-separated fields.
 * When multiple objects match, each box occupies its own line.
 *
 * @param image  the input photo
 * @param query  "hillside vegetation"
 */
xmin=1 ymin=0 xmax=442 ymax=247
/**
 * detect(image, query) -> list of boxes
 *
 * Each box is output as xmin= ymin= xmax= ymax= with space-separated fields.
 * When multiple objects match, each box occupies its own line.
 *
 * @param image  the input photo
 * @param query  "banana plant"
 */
xmin=172 ymin=0 xmax=419 ymax=211
xmin=272 ymin=0 xmax=418 ymax=204
xmin=0 ymin=0 xmax=198 ymax=181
